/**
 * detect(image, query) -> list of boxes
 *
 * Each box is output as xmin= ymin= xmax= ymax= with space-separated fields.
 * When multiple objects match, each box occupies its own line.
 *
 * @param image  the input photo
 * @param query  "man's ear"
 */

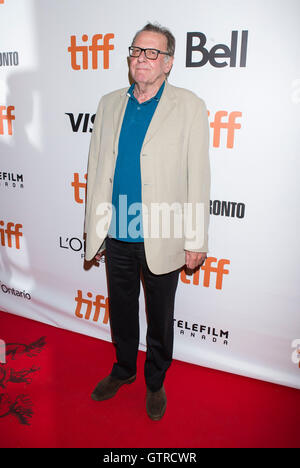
xmin=164 ymin=55 xmax=174 ymax=74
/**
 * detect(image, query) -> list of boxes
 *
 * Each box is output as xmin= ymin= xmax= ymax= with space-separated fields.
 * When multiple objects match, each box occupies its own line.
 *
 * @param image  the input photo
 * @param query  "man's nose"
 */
xmin=137 ymin=51 xmax=147 ymax=62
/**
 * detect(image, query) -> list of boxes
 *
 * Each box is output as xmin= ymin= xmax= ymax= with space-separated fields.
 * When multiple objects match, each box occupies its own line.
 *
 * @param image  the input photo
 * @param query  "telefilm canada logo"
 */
xmin=174 ymin=319 xmax=230 ymax=346
xmin=0 ymin=171 xmax=24 ymax=189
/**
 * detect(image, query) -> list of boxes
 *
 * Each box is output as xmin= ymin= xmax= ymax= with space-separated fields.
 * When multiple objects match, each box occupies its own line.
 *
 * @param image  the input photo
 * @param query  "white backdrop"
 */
xmin=1 ymin=0 xmax=300 ymax=389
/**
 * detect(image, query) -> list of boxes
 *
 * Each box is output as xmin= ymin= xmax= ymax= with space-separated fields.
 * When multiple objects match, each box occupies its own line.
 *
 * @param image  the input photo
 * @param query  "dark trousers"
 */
xmin=105 ymin=237 xmax=180 ymax=392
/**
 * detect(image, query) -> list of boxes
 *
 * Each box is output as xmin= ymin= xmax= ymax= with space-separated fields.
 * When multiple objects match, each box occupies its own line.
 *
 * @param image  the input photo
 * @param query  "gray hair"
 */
xmin=132 ymin=22 xmax=176 ymax=57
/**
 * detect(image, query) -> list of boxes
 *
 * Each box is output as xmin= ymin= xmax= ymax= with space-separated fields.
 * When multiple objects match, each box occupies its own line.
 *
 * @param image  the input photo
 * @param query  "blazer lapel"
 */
xmin=112 ymin=82 xmax=177 ymax=153
xmin=113 ymin=89 xmax=129 ymax=156
xmin=143 ymin=81 xmax=177 ymax=146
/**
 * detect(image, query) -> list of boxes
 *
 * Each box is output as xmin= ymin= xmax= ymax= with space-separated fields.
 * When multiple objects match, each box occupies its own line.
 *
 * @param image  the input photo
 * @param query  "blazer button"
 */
xmin=109 ymin=178 xmax=112 ymax=183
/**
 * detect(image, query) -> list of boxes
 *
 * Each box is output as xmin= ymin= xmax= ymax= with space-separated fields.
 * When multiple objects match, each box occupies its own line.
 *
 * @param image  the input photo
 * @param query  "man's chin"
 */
xmin=132 ymin=70 xmax=150 ymax=81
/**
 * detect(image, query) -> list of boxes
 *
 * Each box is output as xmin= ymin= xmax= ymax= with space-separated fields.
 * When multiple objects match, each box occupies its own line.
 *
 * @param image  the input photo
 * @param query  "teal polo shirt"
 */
xmin=108 ymin=81 xmax=165 ymax=242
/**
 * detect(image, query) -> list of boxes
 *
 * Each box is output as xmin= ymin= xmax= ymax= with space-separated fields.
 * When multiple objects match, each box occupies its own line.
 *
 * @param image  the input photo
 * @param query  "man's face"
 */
xmin=129 ymin=31 xmax=173 ymax=87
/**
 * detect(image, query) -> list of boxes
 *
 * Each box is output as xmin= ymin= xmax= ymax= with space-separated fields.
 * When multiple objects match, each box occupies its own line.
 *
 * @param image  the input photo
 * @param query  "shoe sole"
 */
xmin=91 ymin=375 xmax=136 ymax=402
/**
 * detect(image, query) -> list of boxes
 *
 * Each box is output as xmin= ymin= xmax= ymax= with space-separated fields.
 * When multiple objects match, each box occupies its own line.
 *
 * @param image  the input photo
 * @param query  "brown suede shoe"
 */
xmin=146 ymin=385 xmax=167 ymax=421
xmin=91 ymin=374 xmax=136 ymax=401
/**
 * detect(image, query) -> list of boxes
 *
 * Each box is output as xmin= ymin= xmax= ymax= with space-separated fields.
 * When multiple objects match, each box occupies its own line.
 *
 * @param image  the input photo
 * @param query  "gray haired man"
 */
xmin=84 ymin=23 xmax=210 ymax=420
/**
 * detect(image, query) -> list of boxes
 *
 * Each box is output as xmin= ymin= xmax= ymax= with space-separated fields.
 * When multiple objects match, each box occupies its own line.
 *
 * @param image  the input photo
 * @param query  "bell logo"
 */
xmin=0 ymin=220 xmax=23 ymax=249
xmin=208 ymin=110 xmax=242 ymax=148
xmin=181 ymin=257 xmax=230 ymax=290
xmin=68 ymin=33 xmax=114 ymax=70
xmin=0 ymin=106 xmax=15 ymax=135
xmin=186 ymin=30 xmax=248 ymax=68
xmin=75 ymin=290 xmax=109 ymax=324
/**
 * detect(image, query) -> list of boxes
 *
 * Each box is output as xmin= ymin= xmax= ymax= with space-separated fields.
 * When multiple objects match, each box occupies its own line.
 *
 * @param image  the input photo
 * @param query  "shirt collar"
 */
xmin=126 ymin=81 xmax=165 ymax=103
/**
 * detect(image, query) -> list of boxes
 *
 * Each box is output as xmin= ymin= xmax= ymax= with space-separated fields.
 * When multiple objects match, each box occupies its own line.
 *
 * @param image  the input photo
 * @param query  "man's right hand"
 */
xmin=95 ymin=252 xmax=104 ymax=262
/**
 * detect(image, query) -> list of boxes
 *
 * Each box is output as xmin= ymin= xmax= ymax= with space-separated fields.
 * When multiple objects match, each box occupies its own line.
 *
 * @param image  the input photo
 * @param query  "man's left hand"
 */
xmin=185 ymin=251 xmax=207 ymax=270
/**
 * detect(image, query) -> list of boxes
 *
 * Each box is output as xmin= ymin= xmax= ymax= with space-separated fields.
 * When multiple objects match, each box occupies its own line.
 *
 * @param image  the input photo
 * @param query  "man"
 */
xmin=84 ymin=23 xmax=210 ymax=421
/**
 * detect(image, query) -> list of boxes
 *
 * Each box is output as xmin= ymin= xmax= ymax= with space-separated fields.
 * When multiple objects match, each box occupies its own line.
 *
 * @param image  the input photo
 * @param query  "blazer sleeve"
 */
xmin=83 ymin=97 xmax=104 ymax=235
xmin=184 ymin=98 xmax=210 ymax=252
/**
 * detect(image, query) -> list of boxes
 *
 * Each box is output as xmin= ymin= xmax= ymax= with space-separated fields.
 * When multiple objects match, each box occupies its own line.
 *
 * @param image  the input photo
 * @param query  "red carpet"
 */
xmin=0 ymin=310 xmax=299 ymax=448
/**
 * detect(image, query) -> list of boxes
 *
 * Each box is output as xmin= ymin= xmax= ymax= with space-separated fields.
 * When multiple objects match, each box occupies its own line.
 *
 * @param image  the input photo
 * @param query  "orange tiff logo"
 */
xmin=75 ymin=290 xmax=109 ymax=324
xmin=0 ymin=106 xmax=15 ymax=135
xmin=0 ymin=221 xmax=23 ymax=249
xmin=72 ymin=173 xmax=87 ymax=204
xmin=68 ymin=33 xmax=114 ymax=70
xmin=0 ymin=1 xmax=4 ymax=4
xmin=208 ymin=110 xmax=242 ymax=148
xmin=181 ymin=257 xmax=230 ymax=290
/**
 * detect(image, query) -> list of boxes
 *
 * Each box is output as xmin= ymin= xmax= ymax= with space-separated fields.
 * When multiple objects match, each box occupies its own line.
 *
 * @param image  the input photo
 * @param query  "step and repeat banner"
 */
xmin=1 ymin=0 xmax=299 ymax=389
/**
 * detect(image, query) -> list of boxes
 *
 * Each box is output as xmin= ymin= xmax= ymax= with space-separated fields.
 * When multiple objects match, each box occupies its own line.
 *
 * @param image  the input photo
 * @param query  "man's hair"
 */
xmin=132 ymin=22 xmax=176 ymax=58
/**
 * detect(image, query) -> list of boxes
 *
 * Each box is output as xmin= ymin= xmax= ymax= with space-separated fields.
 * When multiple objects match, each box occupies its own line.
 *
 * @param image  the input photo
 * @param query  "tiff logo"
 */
xmin=72 ymin=173 xmax=87 ymax=204
xmin=68 ymin=33 xmax=114 ymax=70
xmin=0 ymin=106 xmax=15 ymax=135
xmin=0 ymin=220 xmax=23 ymax=249
xmin=208 ymin=110 xmax=242 ymax=148
xmin=0 ymin=339 xmax=5 ymax=363
xmin=181 ymin=257 xmax=230 ymax=290
xmin=75 ymin=290 xmax=109 ymax=324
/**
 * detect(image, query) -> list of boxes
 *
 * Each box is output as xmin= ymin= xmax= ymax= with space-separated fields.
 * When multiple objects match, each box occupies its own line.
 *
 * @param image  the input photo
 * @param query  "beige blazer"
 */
xmin=84 ymin=81 xmax=210 ymax=274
